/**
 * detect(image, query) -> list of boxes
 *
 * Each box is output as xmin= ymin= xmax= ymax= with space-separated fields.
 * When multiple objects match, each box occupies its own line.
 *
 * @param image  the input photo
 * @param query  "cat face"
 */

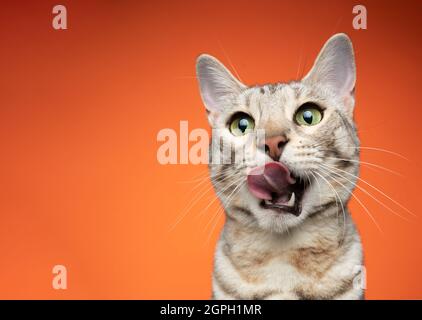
xmin=196 ymin=34 xmax=360 ymax=233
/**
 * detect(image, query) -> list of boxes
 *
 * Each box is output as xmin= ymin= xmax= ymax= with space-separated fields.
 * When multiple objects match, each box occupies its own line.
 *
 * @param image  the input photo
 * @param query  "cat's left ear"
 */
xmin=303 ymin=33 xmax=356 ymax=117
xmin=196 ymin=54 xmax=246 ymax=125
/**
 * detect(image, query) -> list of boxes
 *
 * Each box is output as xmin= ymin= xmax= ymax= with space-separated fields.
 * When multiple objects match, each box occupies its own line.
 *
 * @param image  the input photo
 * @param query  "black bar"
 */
xmin=0 ymin=300 xmax=420 ymax=318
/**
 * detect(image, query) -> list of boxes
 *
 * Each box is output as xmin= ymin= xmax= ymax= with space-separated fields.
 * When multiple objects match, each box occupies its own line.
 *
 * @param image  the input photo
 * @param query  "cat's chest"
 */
xmin=231 ymin=245 xmax=336 ymax=282
xmin=214 ymin=237 xmax=345 ymax=299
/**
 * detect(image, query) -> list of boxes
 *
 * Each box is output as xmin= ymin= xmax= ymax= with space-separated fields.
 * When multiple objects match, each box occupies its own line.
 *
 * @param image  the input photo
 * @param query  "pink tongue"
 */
xmin=247 ymin=162 xmax=295 ymax=200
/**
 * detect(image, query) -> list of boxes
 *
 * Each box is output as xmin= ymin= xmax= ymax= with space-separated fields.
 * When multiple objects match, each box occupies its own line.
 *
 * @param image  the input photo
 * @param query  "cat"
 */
xmin=195 ymin=33 xmax=364 ymax=299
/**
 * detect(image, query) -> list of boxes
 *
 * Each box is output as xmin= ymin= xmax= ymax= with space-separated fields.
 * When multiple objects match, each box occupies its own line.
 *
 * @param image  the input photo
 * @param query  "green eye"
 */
xmin=229 ymin=113 xmax=255 ymax=136
xmin=295 ymin=104 xmax=323 ymax=126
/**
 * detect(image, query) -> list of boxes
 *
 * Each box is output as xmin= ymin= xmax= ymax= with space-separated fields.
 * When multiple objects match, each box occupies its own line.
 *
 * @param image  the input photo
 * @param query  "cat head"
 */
xmin=196 ymin=33 xmax=360 ymax=233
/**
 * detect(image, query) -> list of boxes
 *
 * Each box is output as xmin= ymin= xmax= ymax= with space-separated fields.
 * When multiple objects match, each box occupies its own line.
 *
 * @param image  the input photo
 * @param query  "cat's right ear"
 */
xmin=196 ymin=54 xmax=246 ymax=125
xmin=302 ymin=33 xmax=356 ymax=117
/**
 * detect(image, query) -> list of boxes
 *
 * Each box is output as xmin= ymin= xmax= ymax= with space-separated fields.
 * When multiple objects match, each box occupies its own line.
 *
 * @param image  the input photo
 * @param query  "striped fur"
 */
xmin=196 ymin=34 xmax=364 ymax=300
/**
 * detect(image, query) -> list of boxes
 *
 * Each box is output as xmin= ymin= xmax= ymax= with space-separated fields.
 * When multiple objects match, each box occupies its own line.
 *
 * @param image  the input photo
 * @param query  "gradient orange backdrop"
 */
xmin=0 ymin=0 xmax=421 ymax=299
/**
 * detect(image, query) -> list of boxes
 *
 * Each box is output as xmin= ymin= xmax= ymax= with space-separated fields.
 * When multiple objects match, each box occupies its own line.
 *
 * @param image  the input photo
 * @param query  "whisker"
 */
xmin=309 ymin=170 xmax=346 ymax=235
xmin=296 ymin=38 xmax=305 ymax=80
xmin=195 ymin=175 xmax=245 ymax=223
xmin=322 ymin=163 xmax=416 ymax=218
xmin=170 ymin=165 xmax=246 ymax=231
xmin=204 ymin=181 xmax=243 ymax=236
xmin=170 ymin=170 xmax=236 ymax=231
xmin=217 ymin=39 xmax=243 ymax=82
xmin=313 ymin=135 xmax=409 ymax=161
xmin=177 ymin=170 xmax=211 ymax=184
xmin=338 ymin=146 xmax=409 ymax=161
xmin=168 ymin=179 xmax=216 ymax=232
xmin=310 ymin=128 xmax=409 ymax=161
xmin=313 ymin=171 xmax=347 ymax=239
xmin=325 ymin=157 xmax=404 ymax=177
xmin=318 ymin=167 xmax=383 ymax=233
xmin=180 ymin=167 xmax=237 ymax=195
xmin=320 ymin=163 xmax=410 ymax=222
xmin=203 ymin=180 xmax=245 ymax=246
xmin=308 ymin=171 xmax=323 ymax=208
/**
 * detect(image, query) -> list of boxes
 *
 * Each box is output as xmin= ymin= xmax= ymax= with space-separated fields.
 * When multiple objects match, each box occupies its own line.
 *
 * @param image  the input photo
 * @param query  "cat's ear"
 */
xmin=303 ymin=33 xmax=356 ymax=116
xmin=196 ymin=54 xmax=246 ymax=125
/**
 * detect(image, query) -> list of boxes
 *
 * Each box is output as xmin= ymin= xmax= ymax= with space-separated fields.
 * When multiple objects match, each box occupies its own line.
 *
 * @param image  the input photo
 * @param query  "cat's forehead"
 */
xmin=238 ymin=82 xmax=307 ymax=120
xmin=241 ymin=81 xmax=334 ymax=112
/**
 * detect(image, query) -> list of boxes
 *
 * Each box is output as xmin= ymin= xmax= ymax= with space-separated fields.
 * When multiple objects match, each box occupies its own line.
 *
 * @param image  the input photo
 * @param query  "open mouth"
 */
xmin=260 ymin=177 xmax=308 ymax=216
xmin=247 ymin=162 xmax=309 ymax=216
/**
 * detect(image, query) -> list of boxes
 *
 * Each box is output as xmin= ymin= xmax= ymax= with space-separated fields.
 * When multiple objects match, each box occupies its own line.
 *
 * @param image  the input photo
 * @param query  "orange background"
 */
xmin=0 ymin=0 xmax=421 ymax=299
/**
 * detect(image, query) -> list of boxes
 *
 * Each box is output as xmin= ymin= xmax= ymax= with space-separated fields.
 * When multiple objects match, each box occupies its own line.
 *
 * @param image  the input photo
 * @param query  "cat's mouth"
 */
xmin=247 ymin=162 xmax=309 ymax=216
xmin=260 ymin=177 xmax=308 ymax=216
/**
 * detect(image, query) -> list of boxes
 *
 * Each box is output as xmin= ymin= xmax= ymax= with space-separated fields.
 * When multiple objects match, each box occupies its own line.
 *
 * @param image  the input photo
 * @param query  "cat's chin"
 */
xmin=254 ymin=206 xmax=306 ymax=234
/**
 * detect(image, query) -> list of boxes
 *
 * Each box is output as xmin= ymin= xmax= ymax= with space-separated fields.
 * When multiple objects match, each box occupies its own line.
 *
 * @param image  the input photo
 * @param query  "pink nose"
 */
xmin=264 ymin=135 xmax=287 ymax=161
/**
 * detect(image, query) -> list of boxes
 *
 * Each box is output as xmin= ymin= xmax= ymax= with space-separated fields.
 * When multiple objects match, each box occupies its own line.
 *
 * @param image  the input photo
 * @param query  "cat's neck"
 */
xmin=221 ymin=207 xmax=352 ymax=253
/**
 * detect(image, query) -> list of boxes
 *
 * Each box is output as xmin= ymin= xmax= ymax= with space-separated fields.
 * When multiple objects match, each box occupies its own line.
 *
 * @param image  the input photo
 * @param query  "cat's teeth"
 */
xmin=264 ymin=193 xmax=295 ymax=207
xmin=286 ymin=192 xmax=295 ymax=207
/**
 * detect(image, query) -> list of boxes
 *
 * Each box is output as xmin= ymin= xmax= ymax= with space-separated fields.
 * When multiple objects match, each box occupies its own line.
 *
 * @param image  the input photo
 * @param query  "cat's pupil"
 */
xmin=238 ymin=118 xmax=249 ymax=132
xmin=303 ymin=110 xmax=313 ymax=124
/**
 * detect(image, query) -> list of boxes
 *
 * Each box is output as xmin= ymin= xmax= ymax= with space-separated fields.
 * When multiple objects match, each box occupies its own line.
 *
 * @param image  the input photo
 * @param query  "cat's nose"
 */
xmin=264 ymin=135 xmax=287 ymax=161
